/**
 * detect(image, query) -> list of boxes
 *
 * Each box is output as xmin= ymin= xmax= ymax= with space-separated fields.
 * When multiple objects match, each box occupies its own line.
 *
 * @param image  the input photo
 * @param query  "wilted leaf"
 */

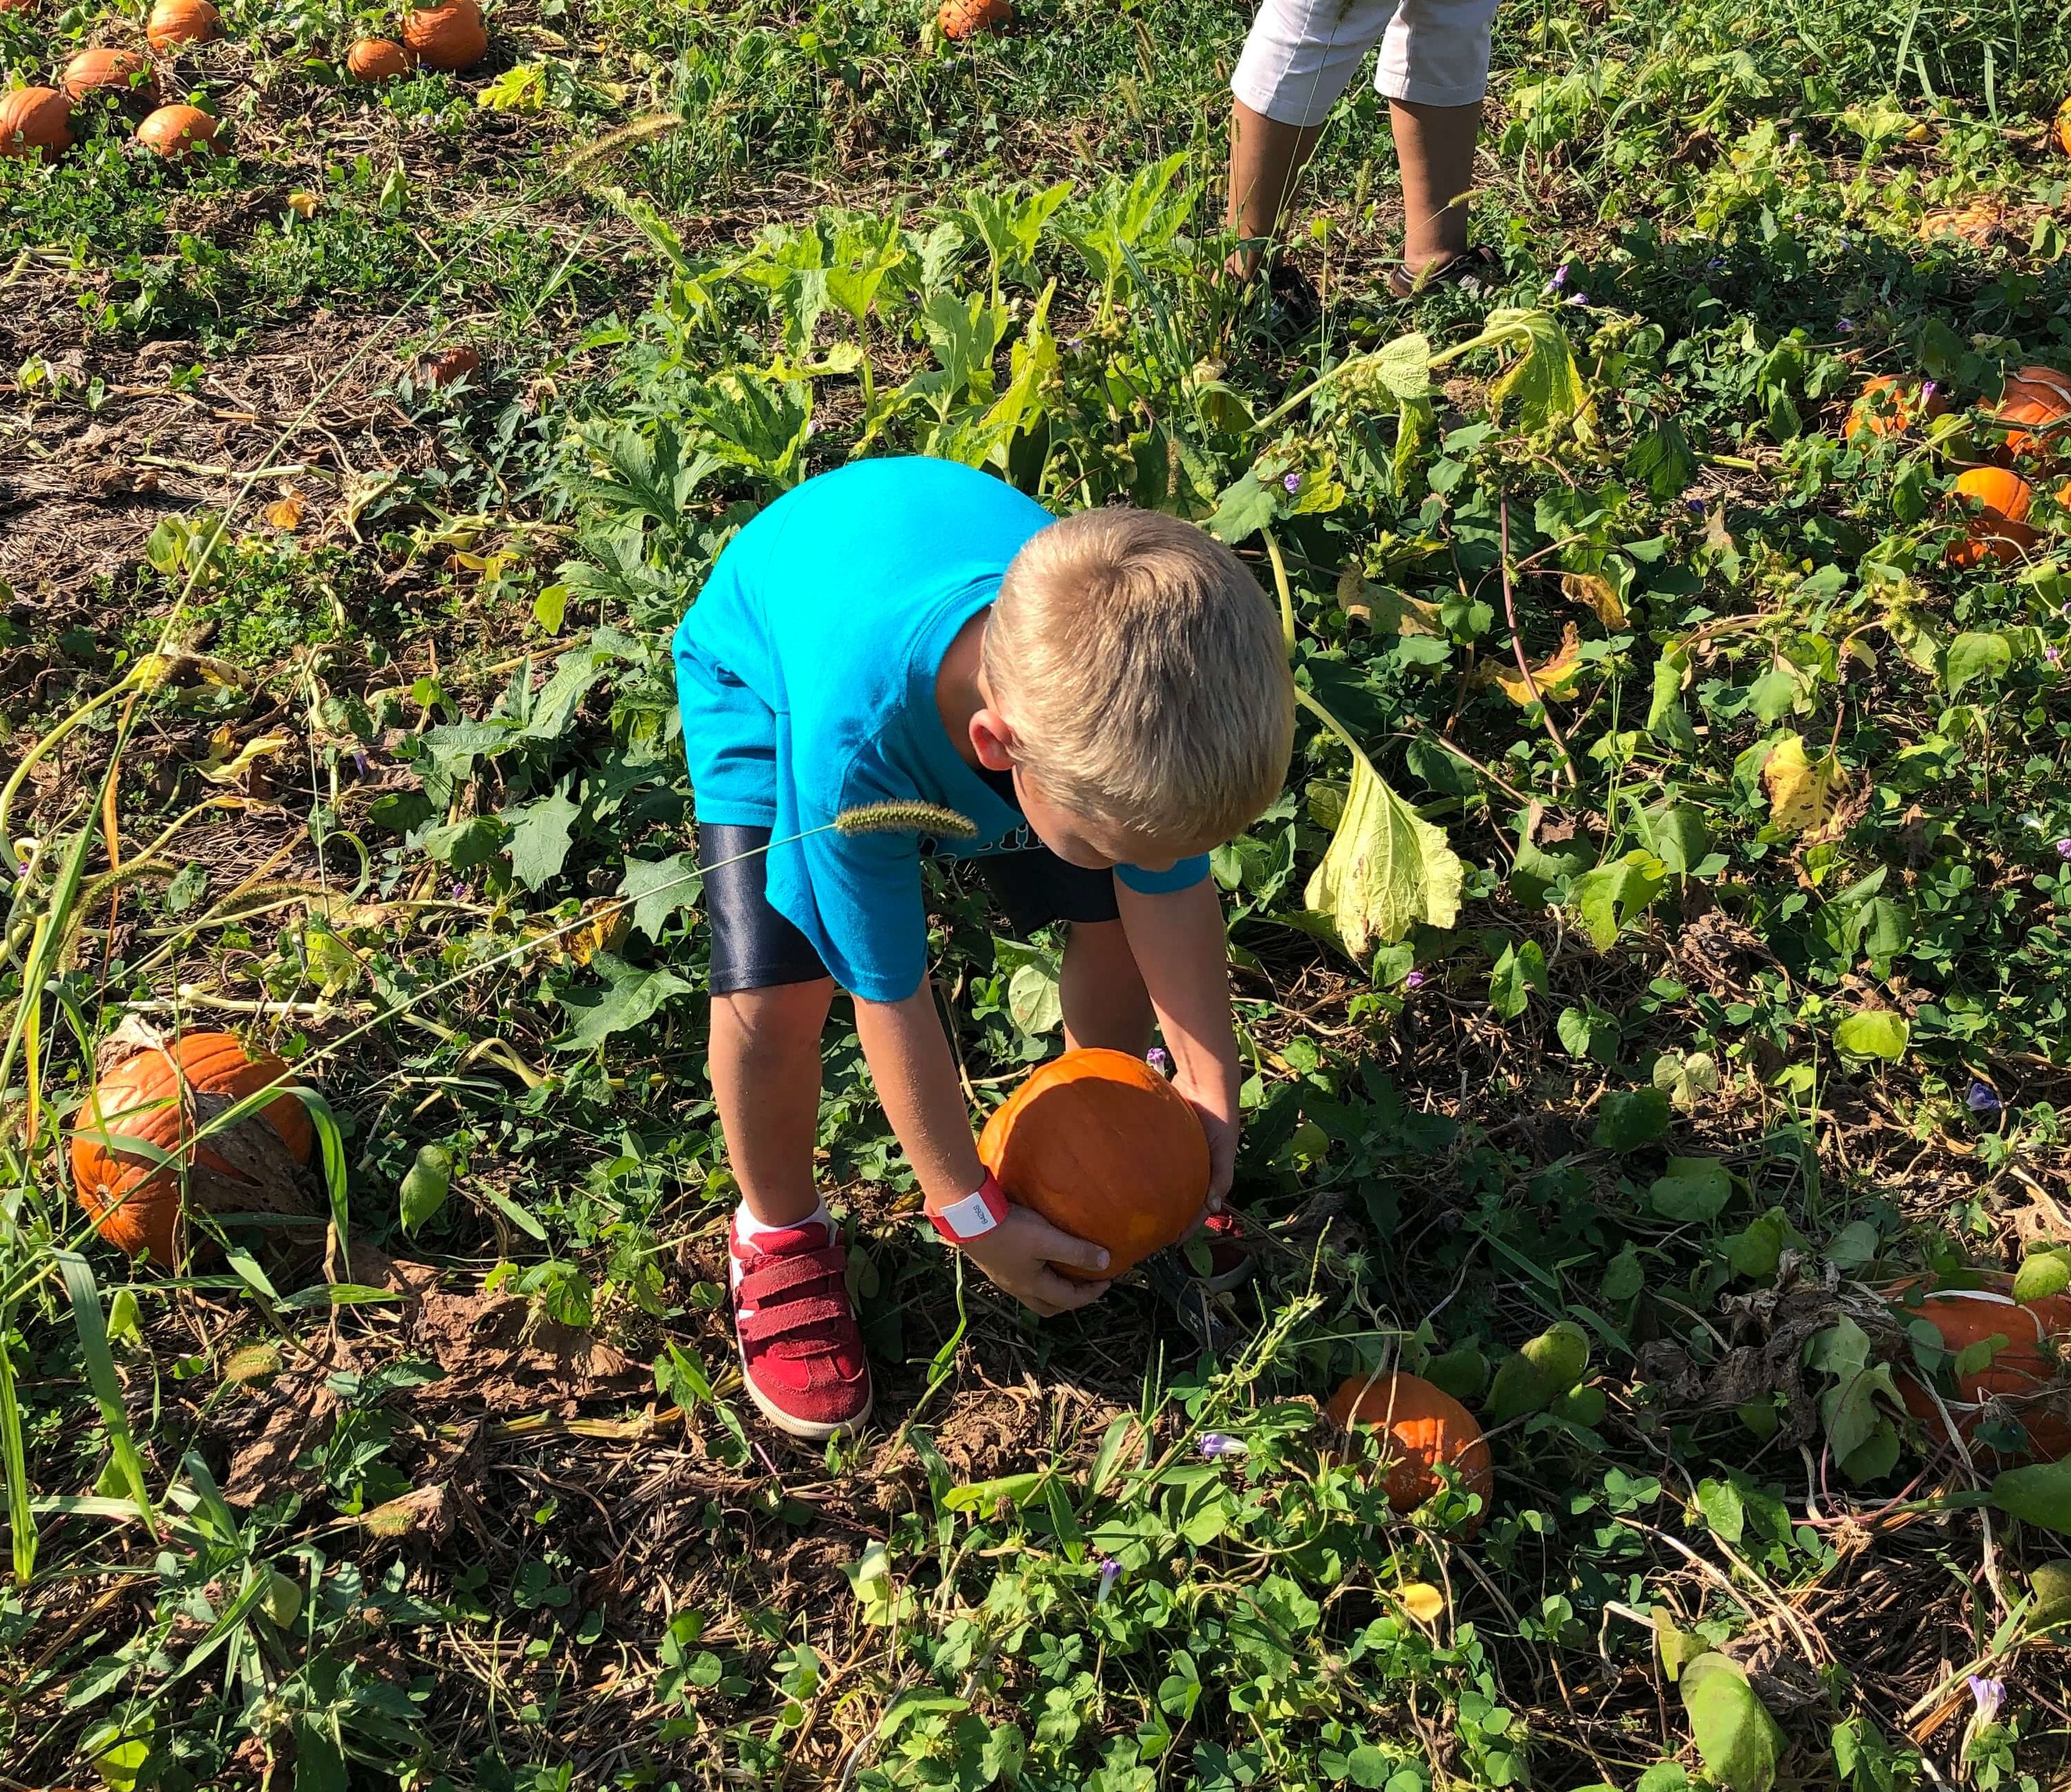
xmin=199 ymin=730 xmax=293 ymax=785
xmin=1833 ymin=1009 xmax=1909 ymax=1063
xmin=1481 ymin=623 xmax=1585 ymax=706
xmin=1761 ymin=733 xmax=1846 ymax=837
xmin=1680 ymin=1653 xmax=1782 ymax=1792
xmin=1481 ymin=307 xmax=1598 ymax=443
xmin=1304 ymin=752 xmax=1464 ymax=956
xmin=1397 ymin=1582 xmax=1445 ymax=1622
xmin=1562 ymin=570 xmax=1626 ymax=627
xmin=263 ymin=492 xmax=307 ymax=530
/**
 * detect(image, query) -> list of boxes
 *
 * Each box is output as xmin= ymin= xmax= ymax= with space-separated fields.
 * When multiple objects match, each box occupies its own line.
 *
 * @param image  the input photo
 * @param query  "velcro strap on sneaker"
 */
xmin=736 ymin=1246 xmax=847 ymax=1308
xmin=739 ymin=1292 xmax=852 ymax=1346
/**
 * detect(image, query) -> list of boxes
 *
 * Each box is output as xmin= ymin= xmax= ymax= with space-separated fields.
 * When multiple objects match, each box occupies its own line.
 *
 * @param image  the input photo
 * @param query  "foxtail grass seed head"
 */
xmin=833 ymin=801 xmax=980 ymax=839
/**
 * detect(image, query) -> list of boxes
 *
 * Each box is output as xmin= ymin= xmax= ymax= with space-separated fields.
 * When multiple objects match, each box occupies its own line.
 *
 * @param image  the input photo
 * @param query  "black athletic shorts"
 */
xmin=699 ymin=822 xmax=1121 ymax=995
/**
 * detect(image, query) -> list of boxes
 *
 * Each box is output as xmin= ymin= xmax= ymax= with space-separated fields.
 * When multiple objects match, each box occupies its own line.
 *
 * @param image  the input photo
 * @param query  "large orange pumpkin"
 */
xmin=1993 ymin=365 xmax=2071 ymax=466
xmin=136 ymin=102 xmax=218 ymax=160
xmin=146 ymin=0 xmax=220 ymax=49
xmin=1887 ymin=1276 xmax=2071 ymax=1461
xmin=939 ymin=0 xmax=1011 ymax=38
xmin=1844 ymin=375 xmax=1949 ymax=443
xmin=1326 ymin=1371 xmax=1495 ymax=1525
xmin=70 ymin=1024 xmax=316 ymax=1266
xmin=62 ymin=49 xmax=161 ymax=108
xmin=402 ymin=0 xmax=487 ymax=71
xmin=977 ymin=1048 xmax=1208 ymax=1280
xmin=1945 ymin=465 xmax=2038 ymax=567
xmin=346 ymin=37 xmax=414 ymax=80
xmin=0 ymin=87 xmax=74 ymax=159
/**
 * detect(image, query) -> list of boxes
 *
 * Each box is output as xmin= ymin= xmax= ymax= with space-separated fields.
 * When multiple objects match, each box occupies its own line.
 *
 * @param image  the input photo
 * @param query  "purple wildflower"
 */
xmin=351 ymin=748 xmax=372 ymax=777
xmin=1564 ymin=291 xmax=1590 ymax=307
xmin=449 ymin=881 xmax=468 ymax=900
xmin=1685 ymin=498 xmax=1708 ymax=516
xmin=1787 ymin=131 xmax=1802 ymax=148
xmin=1922 ymin=380 xmax=1940 ymax=402
xmin=1096 ymin=1557 xmax=1121 ymax=1604
xmin=2057 ymin=838 xmax=2071 ymax=861
xmin=1199 ymin=1433 xmax=1248 ymax=1459
xmin=1706 ymin=256 xmax=1725 ymax=272
xmin=2047 ymin=646 xmax=2061 ymax=663
xmin=1146 ymin=1046 xmax=1173 ymax=1078
xmin=1404 ymin=970 xmax=1427 ymax=991
xmin=1548 ymin=263 xmax=1570 ymax=290
xmin=1968 ymin=1676 xmax=2005 ymax=1724
xmin=1967 ymin=1081 xmax=2002 ymax=1115
xmin=1837 ymin=317 xmax=1855 ymax=334
xmin=1283 ymin=471 xmax=1303 ymax=494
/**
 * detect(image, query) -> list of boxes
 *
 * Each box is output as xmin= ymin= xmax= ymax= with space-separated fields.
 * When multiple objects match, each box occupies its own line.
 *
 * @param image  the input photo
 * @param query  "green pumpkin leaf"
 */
xmin=2013 ymin=1252 xmax=2071 ymax=1304
xmin=1833 ymin=1009 xmax=1909 ymax=1063
xmin=1648 ymin=1156 xmax=1734 ymax=1223
xmin=1679 ymin=1653 xmax=1783 ymax=1792
xmin=1593 ymin=1087 xmax=1672 ymax=1152
xmin=1942 ymin=630 xmax=2011 ymax=697
xmin=1990 ymin=1457 xmax=2071 ymax=1538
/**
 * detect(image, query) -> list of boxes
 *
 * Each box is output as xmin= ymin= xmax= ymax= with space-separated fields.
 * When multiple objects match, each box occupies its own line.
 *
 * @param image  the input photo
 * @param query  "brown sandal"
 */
xmin=1388 ymin=245 xmax=1502 ymax=300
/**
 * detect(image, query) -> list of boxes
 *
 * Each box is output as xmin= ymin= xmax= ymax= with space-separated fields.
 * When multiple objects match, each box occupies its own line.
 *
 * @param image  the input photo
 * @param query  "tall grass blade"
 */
xmin=55 ymin=1252 xmax=158 ymax=1541
xmin=0 ymin=1298 xmax=35 ymax=1583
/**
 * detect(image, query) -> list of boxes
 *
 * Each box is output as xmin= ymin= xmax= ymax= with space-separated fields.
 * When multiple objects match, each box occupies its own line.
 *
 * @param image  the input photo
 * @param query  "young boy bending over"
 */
xmin=674 ymin=456 xmax=1294 ymax=1440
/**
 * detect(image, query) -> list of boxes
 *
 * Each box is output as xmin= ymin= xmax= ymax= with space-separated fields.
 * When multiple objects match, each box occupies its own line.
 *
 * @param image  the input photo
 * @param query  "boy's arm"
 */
xmin=1114 ymin=877 xmax=1242 ymax=1207
xmin=853 ymin=984 xmax=1113 ymax=1316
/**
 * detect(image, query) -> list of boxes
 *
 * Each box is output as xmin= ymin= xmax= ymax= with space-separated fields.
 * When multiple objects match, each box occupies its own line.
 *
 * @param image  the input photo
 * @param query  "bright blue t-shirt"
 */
xmin=672 ymin=457 xmax=1210 ymax=1003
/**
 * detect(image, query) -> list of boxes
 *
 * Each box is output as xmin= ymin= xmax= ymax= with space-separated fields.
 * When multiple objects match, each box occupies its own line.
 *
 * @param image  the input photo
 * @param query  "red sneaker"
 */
xmin=1194 ymin=1210 xmax=1256 ymax=1294
xmin=729 ymin=1214 xmax=873 ymax=1442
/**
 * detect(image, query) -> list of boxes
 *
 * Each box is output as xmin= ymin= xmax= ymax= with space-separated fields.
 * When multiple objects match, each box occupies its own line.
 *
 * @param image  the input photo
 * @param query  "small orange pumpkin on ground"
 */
xmin=1945 ymin=465 xmax=2038 ymax=567
xmin=1326 ymin=1371 xmax=1495 ymax=1526
xmin=346 ymin=37 xmax=415 ymax=80
xmin=417 ymin=345 xmax=480 ymax=387
xmin=1992 ymin=364 xmax=2071 ymax=466
xmin=402 ymin=0 xmax=487 ymax=71
xmin=1844 ymin=374 xmax=1949 ymax=443
xmin=0 ymin=86 xmax=74 ymax=159
xmin=1886 ymin=1276 xmax=2071 ymax=1461
xmin=939 ymin=0 xmax=1011 ymax=38
xmin=70 ymin=1022 xmax=317 ymax=1266
xmin=62 ymin=49 xmax=161 ymax=108
xmin=136 ymin=101 xmax=219 ymax=161
xmin=146 ymin=0 xmax=220 ymax=49
xmin=978 ymin=1047 xmax=1208 ymax=1280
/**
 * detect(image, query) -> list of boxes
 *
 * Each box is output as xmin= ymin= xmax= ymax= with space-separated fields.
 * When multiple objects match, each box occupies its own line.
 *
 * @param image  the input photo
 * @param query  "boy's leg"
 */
xmin=701 ymin=821 xmax=870 ymax=1442
xmin=710 ymin=980 xmax=836 ymax=1228
xmin=1059 ymin=919 xmax=1155 ymax=1056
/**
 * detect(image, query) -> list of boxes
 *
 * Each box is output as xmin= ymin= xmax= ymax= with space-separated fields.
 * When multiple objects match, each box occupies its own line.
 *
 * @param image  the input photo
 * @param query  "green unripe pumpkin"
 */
xmin=1485 ymin=1353 xmax=1554 ymax=1424
xmin=1520 ymin=1321 xmax=1590 ymax=1394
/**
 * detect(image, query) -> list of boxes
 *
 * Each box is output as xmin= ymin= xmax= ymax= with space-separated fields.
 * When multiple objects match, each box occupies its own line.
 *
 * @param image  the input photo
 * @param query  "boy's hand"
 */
xmin=957 ymin=1207 xmax=1112 ymax=1317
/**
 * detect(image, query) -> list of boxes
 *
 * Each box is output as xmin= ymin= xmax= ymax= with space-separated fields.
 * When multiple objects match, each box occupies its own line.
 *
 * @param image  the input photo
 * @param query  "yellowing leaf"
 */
xmin=284 ymin=190 xmax=319 ymax=220
xmin=478 ymin=63 xmax=549 ymax=113
xmin=1479 ymin=307 xmax=1598 ymax=445
xmin=1398 ymin=1581 xmax=1445 ymax=1622
xmin=263 ymin=493 xmax=306 ymax=530
xmin=1483 ymin=623 xmax=1585 ymax=706
xmin=1561 ymin=569 xmax=1626 ymax=628
xmin=567 ymin=899 xmax=631 ymax=967
xmin=1761 ymin=733 xmax=1846 ymax=836
xmin=1335 ymin=567 xmax=1443 ymax=636
xmin=199 ymin=731 xmax=293 ymax=785
xmin=1305 ymin=749 xmax=1464 ymax=956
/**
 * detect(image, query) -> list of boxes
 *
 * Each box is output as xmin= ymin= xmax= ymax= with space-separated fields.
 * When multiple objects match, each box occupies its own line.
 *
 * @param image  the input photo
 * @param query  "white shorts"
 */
xmin=1232 ymin=0 xmax=1498 ymax=127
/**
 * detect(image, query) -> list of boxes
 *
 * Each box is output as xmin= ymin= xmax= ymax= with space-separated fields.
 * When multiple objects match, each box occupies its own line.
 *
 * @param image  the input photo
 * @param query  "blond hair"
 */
xmin=983 ymin=508 xmax=1294 ymax=845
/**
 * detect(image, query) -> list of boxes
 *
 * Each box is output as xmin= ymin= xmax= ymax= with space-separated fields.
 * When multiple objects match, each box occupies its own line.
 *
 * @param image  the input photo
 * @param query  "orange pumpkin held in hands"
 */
xmin=1945 ymin=465 xmax=2039 ymax=567
xmin=977 ymin=1048 xmax=1208 ymax=1280
xmin=1886 ymin=1276 xmax=2071 ymax=1461
xmin=146 ymin=0 xmax=220 ymax=49
xmin=939 ymin=0 xmax=1011 ymax=38
xmin=403 ymin=0 xmax=487 ymax=71
xmin=1326 ymin=1371 xmax=1495 ymax=1526
xmin=63 ymin=49 xmax=161 ymax=108
xmin=71 ymin=1022 xmax=317 ymax=1266
xmin=1844 ymin=374 xmax=1949 ymax=442
xmin=0 ymin=87 xmax=74 ymax=159
xmin=1992 ymin=364 xmax=2071 ymax=466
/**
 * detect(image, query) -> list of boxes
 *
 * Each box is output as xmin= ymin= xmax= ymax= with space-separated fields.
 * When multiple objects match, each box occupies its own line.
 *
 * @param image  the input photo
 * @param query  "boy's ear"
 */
xmin=968 ymin=708 xmax=1017 ymax=773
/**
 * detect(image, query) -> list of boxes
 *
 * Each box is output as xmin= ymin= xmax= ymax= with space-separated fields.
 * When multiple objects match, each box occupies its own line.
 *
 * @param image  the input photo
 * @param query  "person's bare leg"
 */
xmin=1390 ymin=97 xmax=1481 ymax=276
xmin=1226 ymin=97 xmax=1328 ymax=280
xmin=1059 ymin=919 xmax=1155 ymax=1054
xmin=710 ymin=978 xmax=836 ymax=1227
